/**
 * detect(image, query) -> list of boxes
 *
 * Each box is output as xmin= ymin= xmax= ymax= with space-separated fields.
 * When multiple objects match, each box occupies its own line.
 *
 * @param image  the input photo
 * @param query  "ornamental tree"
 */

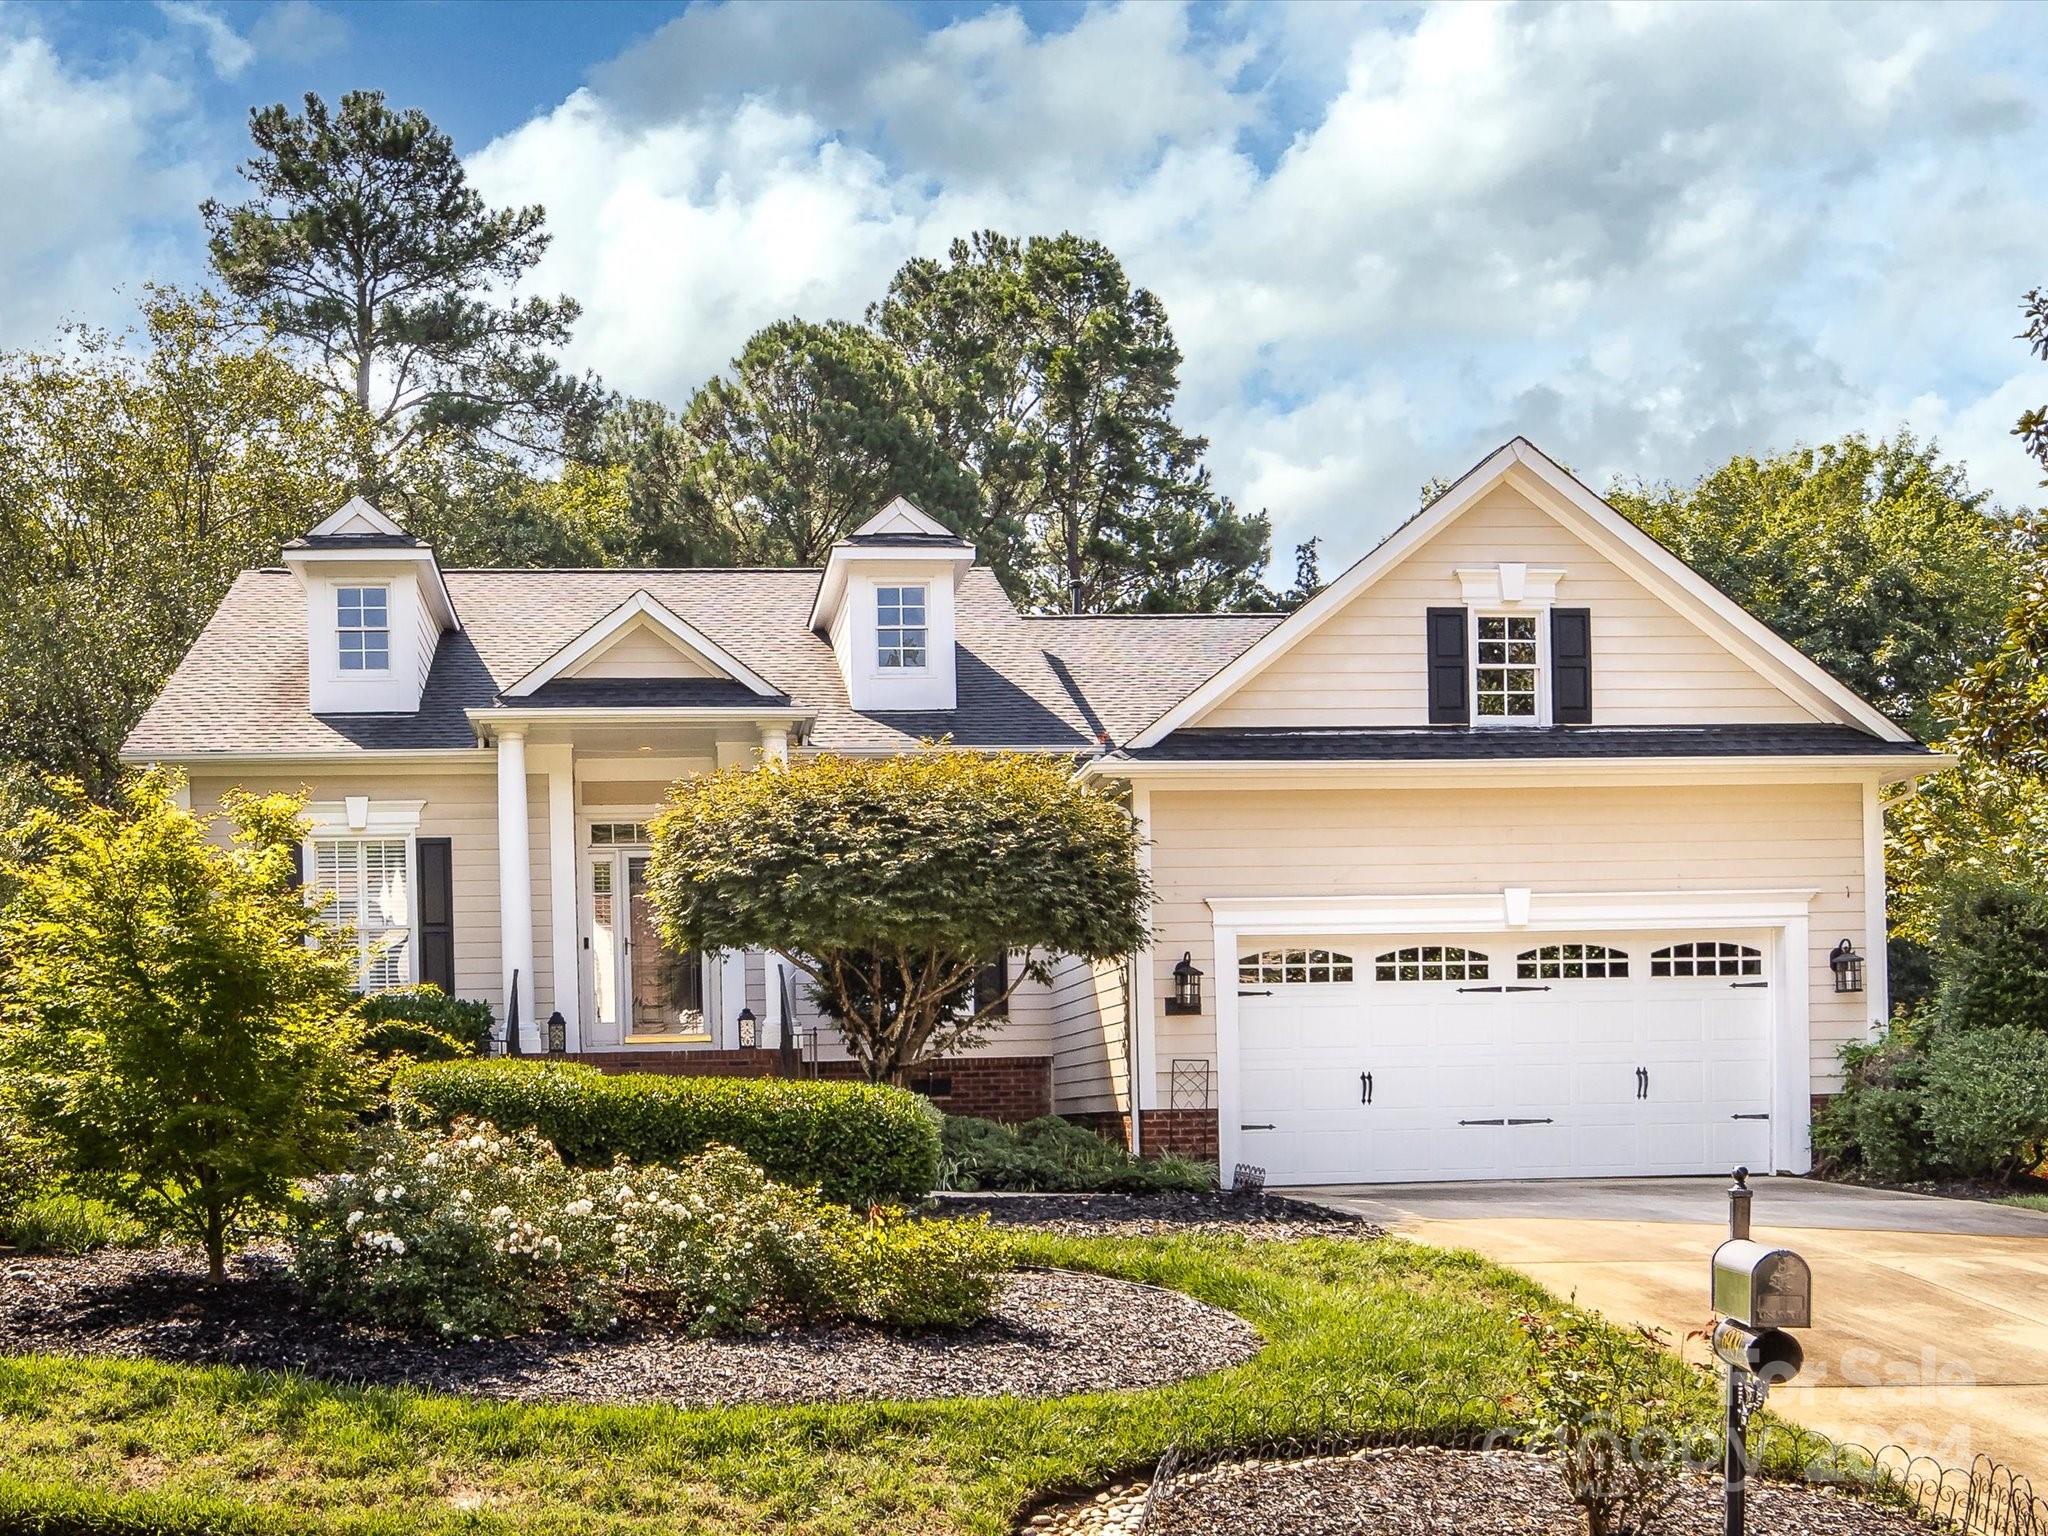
xmin=647 ymin=749 xmax=1148 ymax=1084
xmin=0 ymin=772 xmax=372 ymax=1278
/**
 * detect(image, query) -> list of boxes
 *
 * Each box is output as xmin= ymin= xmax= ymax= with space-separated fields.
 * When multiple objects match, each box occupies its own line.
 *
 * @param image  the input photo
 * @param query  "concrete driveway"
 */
xmin=1299 ymin=1177 xmax=2048 ymax=1485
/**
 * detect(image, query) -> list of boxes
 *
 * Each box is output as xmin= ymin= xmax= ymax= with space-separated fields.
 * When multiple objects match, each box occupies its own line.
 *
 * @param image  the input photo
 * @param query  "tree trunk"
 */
xmin=203 ymin=1200 xmax=227 ymax=1283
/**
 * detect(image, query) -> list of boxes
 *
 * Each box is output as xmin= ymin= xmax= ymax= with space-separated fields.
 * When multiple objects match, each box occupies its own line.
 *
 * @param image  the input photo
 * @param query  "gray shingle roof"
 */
xmin=124 ymin=566 xmax=1276 ymax=758
xmin=1117 ymin=724 xmax=1935 ymax=762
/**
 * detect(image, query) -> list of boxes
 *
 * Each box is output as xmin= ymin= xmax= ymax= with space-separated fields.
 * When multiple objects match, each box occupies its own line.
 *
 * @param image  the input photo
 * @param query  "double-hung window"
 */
xmin=1473 ymin=613 xmax=1541 ymax=721
xmin=313 ymin=836 xmax=413 ymax=990
xmin=876 ymin=585 xmax=927 ymax=669
xmin=337 ymin=586 xmax=390 ymax=671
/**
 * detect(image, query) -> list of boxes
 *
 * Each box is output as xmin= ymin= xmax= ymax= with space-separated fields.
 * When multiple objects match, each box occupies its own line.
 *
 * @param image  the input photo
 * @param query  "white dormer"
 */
xmin=809 ymin=498 xmax=975 ymax=712
xmin=283 ymin=498 xmax=459 ymax=715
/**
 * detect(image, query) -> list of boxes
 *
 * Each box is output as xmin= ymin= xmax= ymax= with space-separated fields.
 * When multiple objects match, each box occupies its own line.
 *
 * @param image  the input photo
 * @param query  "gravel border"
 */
xmin=1027 ymin=1446 xmax=1941 ymax=1535
xmin=0 ymin=1246 xmax=1261 ymax=1407
xmin=932 ymin=1190 xmax=1380 ymax=1240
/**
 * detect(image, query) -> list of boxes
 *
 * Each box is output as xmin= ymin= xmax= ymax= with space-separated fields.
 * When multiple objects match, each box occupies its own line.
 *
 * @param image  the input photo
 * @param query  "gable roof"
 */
xmin=1126 ymin=437 xmax=1913 ymax=749
xmin=125 ymin=566 xmax=1278 ymax=759
xmin=503 ymin=590 xmax=785 ymax=700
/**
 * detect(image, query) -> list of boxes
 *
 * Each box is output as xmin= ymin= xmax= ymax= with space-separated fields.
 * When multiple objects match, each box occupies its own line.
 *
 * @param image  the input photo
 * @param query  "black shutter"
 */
xmin=1426 ymin=607 xmax=1469 ymax=725
xmin=1552 ymin=607 xmax=1593 ymax=725
xmin=975 ymin=953 xmax=1009 ymax=1018
xmin=288 ymin=844 xmax=304 ymax=889
xmin=417 ymin=837 xmax=455 ymax=994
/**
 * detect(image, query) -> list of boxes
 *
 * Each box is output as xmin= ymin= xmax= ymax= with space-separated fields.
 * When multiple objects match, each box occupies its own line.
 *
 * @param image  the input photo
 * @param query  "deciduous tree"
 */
xmin=0 ymin=774 xmax=372 ymax=1279
xmin=646 ymin=750 xmax=1148 ymax=1084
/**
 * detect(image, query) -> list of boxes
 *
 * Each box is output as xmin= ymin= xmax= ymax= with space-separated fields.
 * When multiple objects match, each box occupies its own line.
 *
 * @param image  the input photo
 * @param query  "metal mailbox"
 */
xmin=1711 ymin=1238 xmax=1812 ymax=1331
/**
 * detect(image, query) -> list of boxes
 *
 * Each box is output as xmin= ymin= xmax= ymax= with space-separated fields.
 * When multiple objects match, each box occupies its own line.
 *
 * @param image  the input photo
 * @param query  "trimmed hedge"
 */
xmin=390 ymin=1059 xmax=941 ymax=1206
xmin=357 ymin=986 xmax=494 ymax=1062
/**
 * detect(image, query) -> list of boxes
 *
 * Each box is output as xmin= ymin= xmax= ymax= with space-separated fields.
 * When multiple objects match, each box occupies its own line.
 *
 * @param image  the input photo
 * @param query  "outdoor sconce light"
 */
xmin=737 ymin=1006 xmax=758 ymax=1048
xmin=1829 ymin=938 xmax=1865 ymax=994
xmin=545 ymin=1010 xmax=568 ymax=1057
xmin=1166 ymin=951 xmax=1203 ymax=1015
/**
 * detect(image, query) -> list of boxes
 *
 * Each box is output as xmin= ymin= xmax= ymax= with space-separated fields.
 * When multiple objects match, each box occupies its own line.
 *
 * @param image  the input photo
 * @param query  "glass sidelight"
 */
xmin=587 ymin=846 xmax=707 ymax=1042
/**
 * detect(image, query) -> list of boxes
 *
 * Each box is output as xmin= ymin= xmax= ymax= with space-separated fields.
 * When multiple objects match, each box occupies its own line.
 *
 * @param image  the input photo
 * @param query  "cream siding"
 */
xmin=1143 ymin=781 xmax=1872 ymax=1100
xmin=1048 ymin=954 xmax=1130 ymax=1117
xmin=189 ymin=769 xmax=509 ymax=1013
xmin=1195 ymin=483 xmax=1822 ymax=729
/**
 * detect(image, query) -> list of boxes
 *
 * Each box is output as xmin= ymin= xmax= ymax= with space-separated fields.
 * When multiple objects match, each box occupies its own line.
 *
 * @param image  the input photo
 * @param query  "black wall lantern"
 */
xmin=737 ymin=1006 xmax=758 ymax=1048
xmin=545 ymin=1009 xmax=568 ymax=1056
xmin=1829 ymin=938 xmax=1865 ymax=995
xmin=1166 ymin=951 xmax=1204 ymax=1015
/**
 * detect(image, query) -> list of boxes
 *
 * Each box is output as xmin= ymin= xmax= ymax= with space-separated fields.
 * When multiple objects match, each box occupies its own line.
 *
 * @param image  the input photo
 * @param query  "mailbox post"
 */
xmin=1710 ymin=1168 xmax=1812 ymax=1536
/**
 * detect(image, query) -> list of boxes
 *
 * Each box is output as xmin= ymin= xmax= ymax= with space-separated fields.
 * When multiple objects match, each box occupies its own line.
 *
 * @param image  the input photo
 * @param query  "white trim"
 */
xmin=1131 ymin=785 xmax=1158 ymax=1115
xmin=281 ymin=545 xmax=460 ymax=632
xmin=1210 ymin=885 xmax=1819 ymax=1188
xmin=303 ymin=799 xmax=425 ymax=836
xmin=1127 ymin=436 xmax=1912 ymax=748
xmin=1470 ymin=609 xmax=1550 ymax=727
xmin=1456 ymin=563 xmax=1565 ymax=606
xmin=806 ymin=543 xmax=974 ymax=633
xmin=307 ymin=496 xmax=409 ymax=541
xmin=1089 ymin=754 xmax=1952 ymax=789
xmin=469 ymin=706 xmax=811 ymax=733
xmin=1863 ymin=779 xmax=1891 ymax=1034
xmin=540 ymin=744 xmax=581 ymax=1051
xmin=504 ymin=590 xmax=783 ymax=700
xmin=720 ymin=950 xmax=748 ymax=1043
xmin=854 ymin=497 xmax=957 ymax=540
xmin=497 ymin=730 xmax=535 ymax=1049
xmin=122 ymin=750 xmax=497 ymax=773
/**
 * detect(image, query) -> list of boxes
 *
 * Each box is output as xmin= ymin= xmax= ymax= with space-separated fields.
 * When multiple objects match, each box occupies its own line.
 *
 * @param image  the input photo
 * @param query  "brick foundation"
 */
xmin=566 ymin=1050 xmax=1053 ymax=1123
xmin=1138 ymin=1109 xmax=1220 ymax=1161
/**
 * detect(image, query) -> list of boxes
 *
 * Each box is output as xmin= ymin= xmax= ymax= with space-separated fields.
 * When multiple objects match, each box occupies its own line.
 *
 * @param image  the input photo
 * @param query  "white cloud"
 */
xmin=477 ymin=0 xmax=2048 ymax=557
xmin=248 ymin=1 xmax=349 ymax=65
xmin=156 ymin=1 xmax=255 ymax=79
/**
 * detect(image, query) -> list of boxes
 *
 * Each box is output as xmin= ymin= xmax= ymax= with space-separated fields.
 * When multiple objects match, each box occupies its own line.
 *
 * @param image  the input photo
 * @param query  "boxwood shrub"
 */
xmin=390 ymin=1059 xmax=940 ymax=1205
xmin=357 ymin=985 xmax=495 ymax=1062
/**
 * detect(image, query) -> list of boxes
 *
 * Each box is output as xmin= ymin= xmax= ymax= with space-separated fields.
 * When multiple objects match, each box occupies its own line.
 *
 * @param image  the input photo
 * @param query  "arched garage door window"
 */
xmin=1239 ymin=948 xmax=1356 ymax=985
xmin=1650 ymin=941 xmax=1762 ymax=978
xmin=1373 ymin=945 xmax=1490 ymax=983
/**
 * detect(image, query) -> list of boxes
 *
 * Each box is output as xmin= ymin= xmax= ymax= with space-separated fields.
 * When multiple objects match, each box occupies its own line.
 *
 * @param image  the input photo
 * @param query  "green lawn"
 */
xmin=0 ymin=1232 xmax=1630 ymax=1536
xmin=1998 ymin=1192 xmax=2048 ymax=1213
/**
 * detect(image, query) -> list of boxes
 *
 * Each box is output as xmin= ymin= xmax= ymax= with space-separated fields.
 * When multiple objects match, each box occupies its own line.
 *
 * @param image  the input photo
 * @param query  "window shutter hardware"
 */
xmin=1426 ymin=606 xmax=1470 ymax=724
xmin=1551 ymin=606 xmax=1592 ymax=724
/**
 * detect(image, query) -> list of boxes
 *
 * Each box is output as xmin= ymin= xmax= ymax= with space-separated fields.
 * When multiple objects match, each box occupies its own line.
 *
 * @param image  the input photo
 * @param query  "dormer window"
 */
xmin=1473 ymin=613 xmax=1541 ymax=722
xmin=337 ymin=585 xmax=390 ymax=672
xmin=876 ymin=584 xmax=927 ymax=669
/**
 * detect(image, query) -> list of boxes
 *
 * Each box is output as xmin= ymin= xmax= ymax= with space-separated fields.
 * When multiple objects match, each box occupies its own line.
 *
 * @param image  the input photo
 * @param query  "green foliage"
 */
xmin=674 ymin=318 xmax=981 ymax=565
xmin=0 ymin=1104 xmax=56 ymax=1232
xmin=204 ymin=91 xmax=595 ymax=489
xmin=1811 ymin=1028 xmax=1937 ymax=1183
xmin=0 ymin=289 xmax=355 ymax=792
xmin=401 ymin=454 xmax=638 ymax=568
xmin=2 ymin=1192 xmax=143 ymax=1256
xmin=1518 ymin=1307 xmax=1710 ymax=1536
xmin=874 ymin=230 xmax=1273 ymax=612
xmin=0 ymin=773 xmax=374 ymax=1277
xmin=648 ymin=749 xmax=1149 ymax=1083
xmin=940 ymin=1114 xmax=1213 ymax=1192
xmin=1928 ymin=882 xmax=2048 ymax=1035
xmin=1608 ymin=433 xmax=2024 ymax=738
xmin=1920 ymin=1025 xmax=2048 ymax=1181
xmin=1887 ymin=755 xmax=2048 ymax=947
xmin=391 ymin=1058 xmax=940 ymax=1205
xmin=2021 ymin=285 xmax=2047 ymax=481
xmin=357 ymin=986 xmax=495 ymax=1063
xmin=1949 ymin=513 xmax=2048 ymax=776
xmin=295 ymin=1119 xmax=1003 ymax=1338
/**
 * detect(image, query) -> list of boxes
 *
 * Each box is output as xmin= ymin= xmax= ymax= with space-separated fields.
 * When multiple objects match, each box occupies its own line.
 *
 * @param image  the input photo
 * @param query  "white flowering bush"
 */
xmin=294 ymin=1119 xmax=1008 ymax=1339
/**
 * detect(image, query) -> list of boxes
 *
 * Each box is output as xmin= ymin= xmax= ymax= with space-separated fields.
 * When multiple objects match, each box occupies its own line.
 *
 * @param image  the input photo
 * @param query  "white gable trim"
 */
xmin=1127 ymin=437 xmax=1911 ymax=748
xmin=854 ymin=497 xmax=956 ymax=539
xmin=503 ymin=590 xmax=783 ymax=699
xmin=308 ymin=496 xmax=410 ymax=541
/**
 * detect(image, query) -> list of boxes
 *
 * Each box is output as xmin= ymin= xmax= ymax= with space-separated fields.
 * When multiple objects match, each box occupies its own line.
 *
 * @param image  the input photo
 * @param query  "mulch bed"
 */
xmin=1030 ymin=1446 xmax=1940 ymax=1535
xmin=932 ymin=1190 xmax=1380 ymax=1241
xmin=0 ymin=1245 xmax=1261 ymax=1407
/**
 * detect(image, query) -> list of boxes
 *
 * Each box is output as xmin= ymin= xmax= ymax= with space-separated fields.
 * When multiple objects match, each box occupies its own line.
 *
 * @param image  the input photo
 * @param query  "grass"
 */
xmin=1997 ymin=1192 xmax=2048 ymax=1212
xmin=0 ymin=1191 xmax=144 ymax=1255
xmin=0 ymin=1231 xmax=1650 ymax=1535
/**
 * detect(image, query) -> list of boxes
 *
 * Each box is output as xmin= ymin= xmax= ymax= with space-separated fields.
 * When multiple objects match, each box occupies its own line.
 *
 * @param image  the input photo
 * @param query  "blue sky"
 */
xmin=4 ymin=0 xmax=2046 ymax=565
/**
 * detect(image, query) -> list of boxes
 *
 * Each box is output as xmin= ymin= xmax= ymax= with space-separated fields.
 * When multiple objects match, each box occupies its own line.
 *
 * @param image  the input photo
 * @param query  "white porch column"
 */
xmin=496 ymin=728 xmax=536 ymax=1051
xmin=1130 ymin=786 xmax=1158 ymax=1129
xmin=760 ymin=724 xmax=789 ymax=765
xmin=541 ymin=743 xmax=579 ymax=1052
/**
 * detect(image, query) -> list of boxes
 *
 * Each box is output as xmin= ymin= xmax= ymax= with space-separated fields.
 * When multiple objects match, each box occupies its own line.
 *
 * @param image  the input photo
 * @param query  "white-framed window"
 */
xmin=1239 ymin=948 xmax=1356 ymax=985
xmin=1473 ymin=613 xmax=1541 ymax=722
xmin=876 ymin=584 xmax=927 ymax=669
xmin=1650 ymin=941 xmax=1763 ymax=978
xmin=312 ymin=835 xmax=413 ymax=990
xmin=1374 ymin=945 xmax=1489 ymax=982
xmin=588 ymin=821 xmax=653 ymax=846
xmin=337 ymin=585 xmax=391 ymax=672
xmin=1518 ymin=943 xmax=1630 ymax=980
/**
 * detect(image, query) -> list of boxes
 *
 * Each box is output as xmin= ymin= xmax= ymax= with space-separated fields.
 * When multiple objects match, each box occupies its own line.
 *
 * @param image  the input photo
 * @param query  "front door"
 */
xmin=586 ymin=844 xmax=708 ymax=1045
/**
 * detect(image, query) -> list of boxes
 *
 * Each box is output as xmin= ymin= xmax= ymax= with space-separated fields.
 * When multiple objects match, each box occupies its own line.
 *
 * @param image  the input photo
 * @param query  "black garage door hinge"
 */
xmin=1731 ymin=1113 xmax=1771 ymax=1121
xmin=1730 ymin=981 xmax=1770 ymax=989
xmin=1458 ymin=1117 xmax=1507 ymax=1126
xmin=1240 ymin=1123 xmax=1276 ymax=1131
xmin=1238 ymin=989 xmax=1274 ymax=997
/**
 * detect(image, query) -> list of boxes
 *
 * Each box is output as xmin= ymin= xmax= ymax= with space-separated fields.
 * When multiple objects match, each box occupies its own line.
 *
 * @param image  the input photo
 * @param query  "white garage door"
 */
xmin=1235 ymin=933 xmax=1775 ymax=1185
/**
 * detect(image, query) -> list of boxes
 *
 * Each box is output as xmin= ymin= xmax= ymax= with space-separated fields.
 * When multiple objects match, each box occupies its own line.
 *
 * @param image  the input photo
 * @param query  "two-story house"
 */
xmin=123 ymin=437 xmax=1943 ymax=1186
